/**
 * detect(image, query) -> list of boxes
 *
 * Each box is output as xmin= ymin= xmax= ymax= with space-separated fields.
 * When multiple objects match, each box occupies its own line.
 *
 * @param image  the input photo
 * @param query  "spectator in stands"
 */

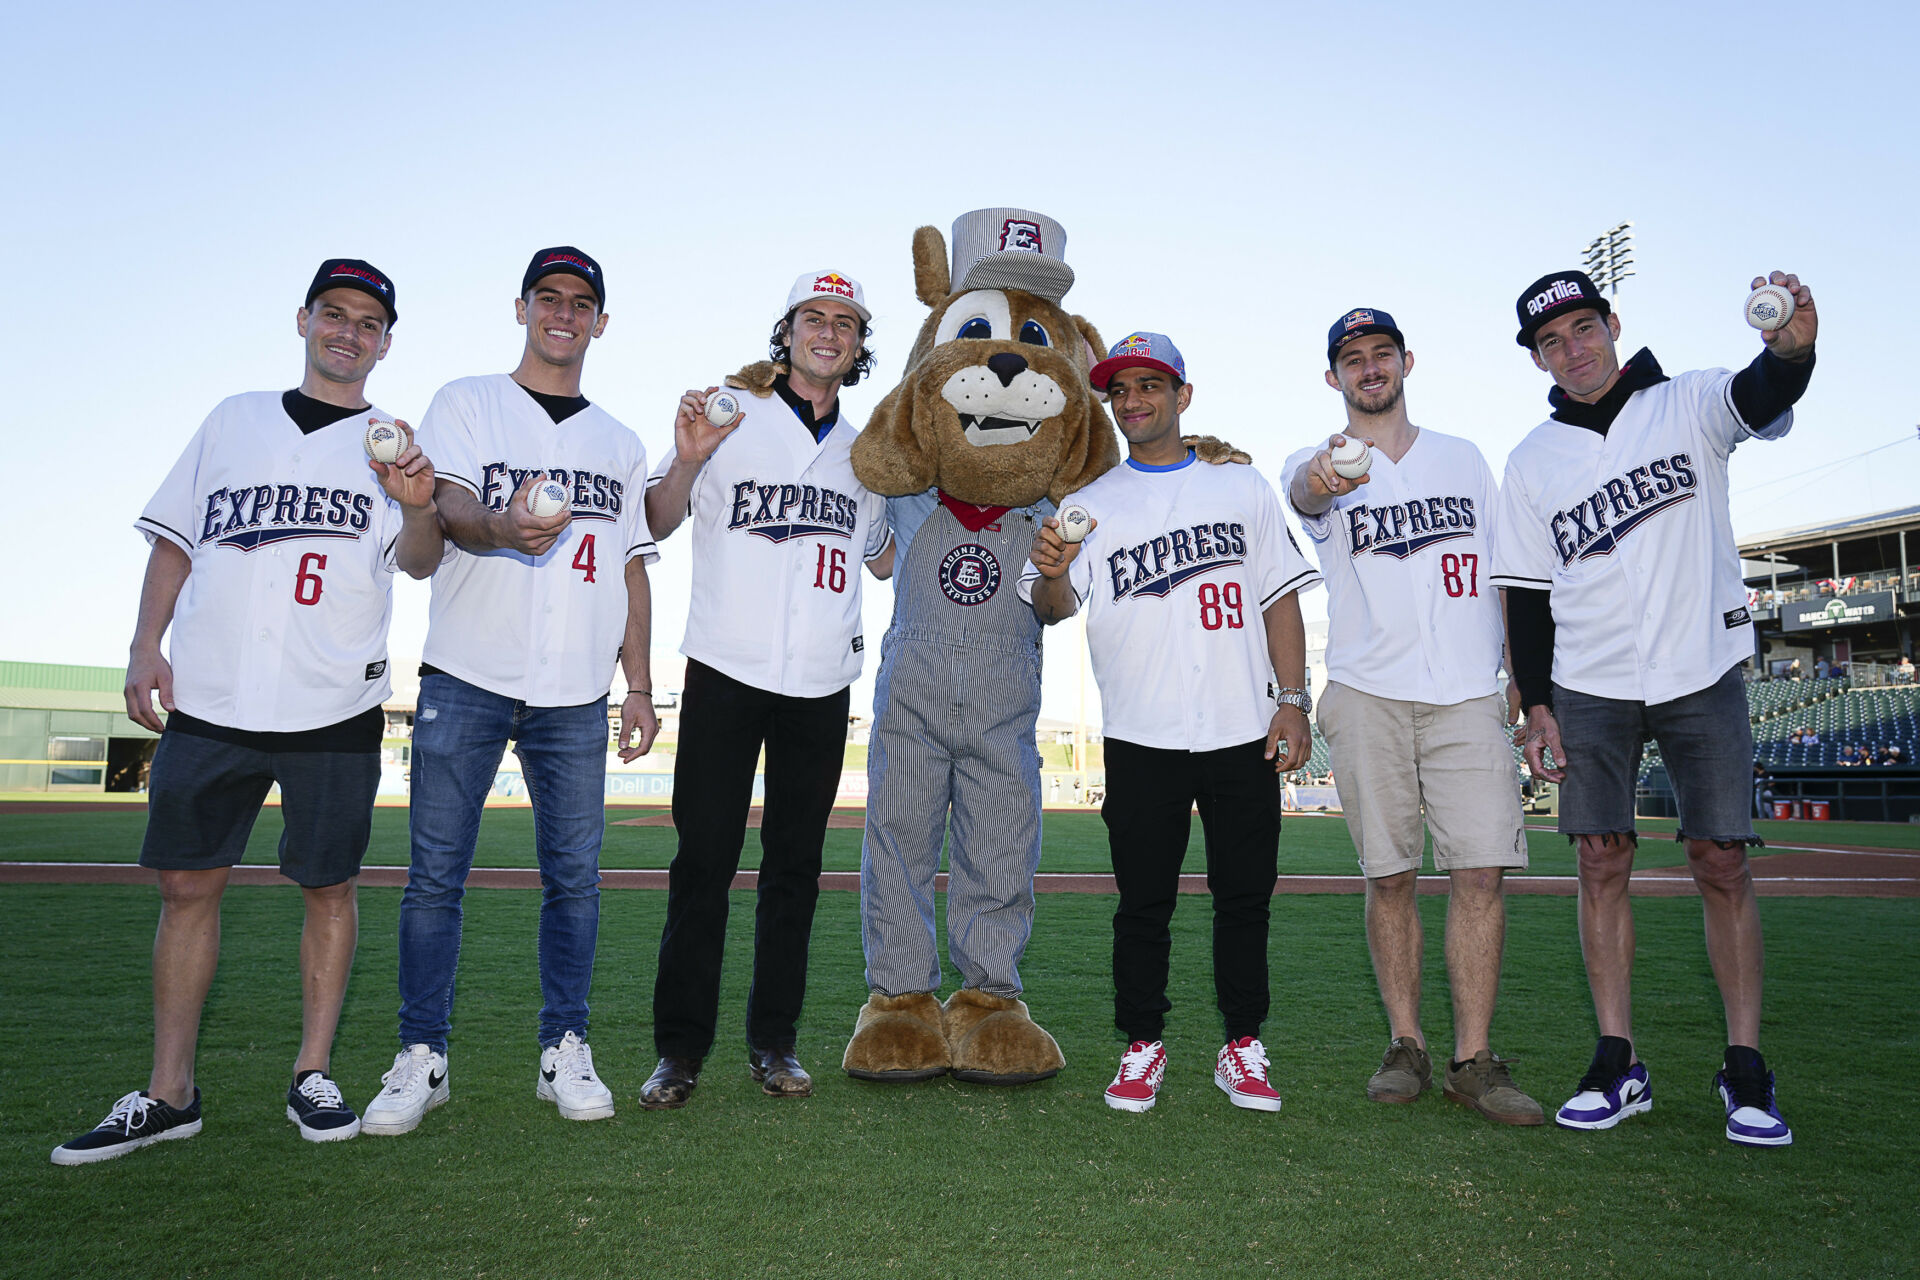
xmin=1788 ymin=728 xmax=1803 ymax=745
xmin=1788 ymin=658 xmax=1802 ymax=679
xmin=1814 ymin=656 xmax=1828 ymax=679
xmin=1896 ymin=655 xmax=1914 ymax=684
xmin=1803 ymin=728 xmax=1819 ymax=747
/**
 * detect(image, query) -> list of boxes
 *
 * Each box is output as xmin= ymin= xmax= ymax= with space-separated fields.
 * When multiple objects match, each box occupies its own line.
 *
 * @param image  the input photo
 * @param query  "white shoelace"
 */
xmin=100 ymin=1090 xmax=152 ymax=1132
xmin=553 ymin=1034 xmax=602 ymax=1084
xmin=295 ymin=1074 xmax=345 ymax=1108
xmin=1116 ymin=1042 xmax=1163 ymax=1081
xmin=1223 ymin=1039 xmax=1271 ymax=1082
xmin=381 ymin=1050 xmax=431 ymax=1097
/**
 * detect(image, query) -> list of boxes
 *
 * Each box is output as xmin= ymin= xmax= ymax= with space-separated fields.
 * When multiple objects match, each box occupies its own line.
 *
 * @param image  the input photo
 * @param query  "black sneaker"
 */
xmin=288 ymin=1070 xmax=361 ymax=1142
xmin=51 ymin=1089 xmax=202 ymax=1166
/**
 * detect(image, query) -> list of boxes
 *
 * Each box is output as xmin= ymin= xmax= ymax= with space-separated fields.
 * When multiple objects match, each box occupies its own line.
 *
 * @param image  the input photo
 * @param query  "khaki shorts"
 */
xmin=1316 ymin=681 xmax=1528 ymax=879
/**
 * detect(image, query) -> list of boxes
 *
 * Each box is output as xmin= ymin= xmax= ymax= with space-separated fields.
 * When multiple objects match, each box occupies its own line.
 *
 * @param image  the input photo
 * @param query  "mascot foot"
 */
xmin=843 ymin=992 xmax=952 ymax=1082
xmin=942 ymin=988 xmax=1065 ymax=1085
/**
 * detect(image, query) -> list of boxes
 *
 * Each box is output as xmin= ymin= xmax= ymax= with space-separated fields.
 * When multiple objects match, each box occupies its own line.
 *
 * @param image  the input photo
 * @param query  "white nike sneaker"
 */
xmin=362 ymin=1044 xmax=449 ymax=1136
xmin=538 ymin=1031 xmax=615 ymax=1121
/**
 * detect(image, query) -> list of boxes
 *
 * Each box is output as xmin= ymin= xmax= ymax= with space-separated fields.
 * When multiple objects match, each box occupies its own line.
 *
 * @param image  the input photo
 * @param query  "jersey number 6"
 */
xmin=295 ymin=553 xmax=327 ymax=606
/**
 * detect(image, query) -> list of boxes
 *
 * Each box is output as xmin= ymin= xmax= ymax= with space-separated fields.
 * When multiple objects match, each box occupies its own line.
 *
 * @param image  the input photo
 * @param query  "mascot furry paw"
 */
xmin=842 ymin=209 xmax=1115 ymax=1086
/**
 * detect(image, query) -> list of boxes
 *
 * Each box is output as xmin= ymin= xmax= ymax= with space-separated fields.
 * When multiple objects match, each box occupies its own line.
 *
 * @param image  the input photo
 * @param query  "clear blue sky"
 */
xmin=5 ymin=2 xmax=1914 ymax=724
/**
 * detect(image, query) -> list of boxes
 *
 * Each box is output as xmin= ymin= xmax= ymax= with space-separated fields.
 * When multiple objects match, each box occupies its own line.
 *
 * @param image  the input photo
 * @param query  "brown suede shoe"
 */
xmin=843 ymin=992 xmax=951 ymax=1082
xmin=941 ymin=988 xmax=1065 ymax=1085
xmin=1366 ymin=1037 xmax=1433 ymax=1103
xmin=639 ymin=1056 xmax=702 ymax=1110
xmin=747 ymin=1045 xmax=812 ymax=1098
xmin=1443 ymin=1050 xmax=1545 ymax=1126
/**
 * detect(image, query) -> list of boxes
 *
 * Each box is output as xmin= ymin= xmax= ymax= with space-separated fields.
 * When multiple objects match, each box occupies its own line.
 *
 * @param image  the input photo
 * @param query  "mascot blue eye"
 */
xmin=958 ymin=318 xmax=993 ymax=340
xmin=1019 ymin=321 xmax=1050 ymax=347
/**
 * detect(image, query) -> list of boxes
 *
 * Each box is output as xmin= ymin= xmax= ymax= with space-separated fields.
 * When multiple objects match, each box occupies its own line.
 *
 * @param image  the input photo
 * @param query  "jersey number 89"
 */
xmin=1198 ymin=581 xmax=1244 ymax=630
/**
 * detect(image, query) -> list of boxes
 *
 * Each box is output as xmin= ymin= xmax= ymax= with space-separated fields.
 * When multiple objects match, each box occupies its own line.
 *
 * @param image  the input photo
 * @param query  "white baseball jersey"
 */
xmin=1018 ymin=454 xmax=1322 ymax=752
xmin=422 ymin=374 xmax=656 ymax=707
xmin=649 ymin=386 xmax=890 ymax=699
xmin=135 ymin=392 xmax=404 ymax=732
xmin=1489 ymin=367 xmax=1790 ymax=704
xmin=1281 ymin=429 xmax=1504 ymax=706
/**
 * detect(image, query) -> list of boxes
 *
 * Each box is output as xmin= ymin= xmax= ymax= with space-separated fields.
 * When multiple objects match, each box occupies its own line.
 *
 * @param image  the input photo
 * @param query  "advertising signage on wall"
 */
xmin=1780 ymin=591 xmax=1898 ymax=632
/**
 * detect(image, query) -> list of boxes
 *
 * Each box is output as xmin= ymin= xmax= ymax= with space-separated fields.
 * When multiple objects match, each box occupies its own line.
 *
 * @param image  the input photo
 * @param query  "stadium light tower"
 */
xmin=1583 ymin=221 xmax=1635 ymax=296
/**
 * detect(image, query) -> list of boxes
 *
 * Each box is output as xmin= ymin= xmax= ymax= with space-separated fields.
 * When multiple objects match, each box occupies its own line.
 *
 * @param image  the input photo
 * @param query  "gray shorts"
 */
xmin=138 ymin=728 xmax=378 ymax=887
xmin=1553 ymin=664 xmax=1757 ymax=845
xmin=1317 ymin=681 xmax=1528 ymax=878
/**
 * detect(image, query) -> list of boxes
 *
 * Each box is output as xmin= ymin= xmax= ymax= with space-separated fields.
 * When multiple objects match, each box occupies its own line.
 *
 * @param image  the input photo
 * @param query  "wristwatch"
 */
xmin=1270 ymin=684 xmax=1313 ymax=716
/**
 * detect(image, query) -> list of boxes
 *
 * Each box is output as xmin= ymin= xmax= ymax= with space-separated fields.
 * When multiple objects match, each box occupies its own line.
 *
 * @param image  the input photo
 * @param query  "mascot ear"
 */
xmin=1071 ymin=315 xmax=1106 ymax=368
xmin=851 ymin=381 xmax=938 ymax=497
xmin=912 ymin=226 xmax=950 ymax=307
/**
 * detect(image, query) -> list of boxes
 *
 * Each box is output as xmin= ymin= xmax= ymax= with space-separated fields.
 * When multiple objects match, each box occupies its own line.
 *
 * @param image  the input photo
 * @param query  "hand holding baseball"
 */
xmin=498 ymin=472 xmax=572 ymax=556
xmin=1310 ymin=434 xmax=1374 ymax=497
xmin=1751 ymin=271 xmax=1816 ymax=361
xmin=674 ymin=386 xmax=744 ymax=464
xmin=370 ymin=419 xmax=436 ymax=510
xmin=1031 ymin=512 xmax=1097 ymax=578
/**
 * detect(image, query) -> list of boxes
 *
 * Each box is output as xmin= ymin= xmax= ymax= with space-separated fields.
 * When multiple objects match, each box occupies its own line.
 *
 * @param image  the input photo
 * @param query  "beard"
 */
xmin=1342 ymin=376 xmax=1403 ymax=417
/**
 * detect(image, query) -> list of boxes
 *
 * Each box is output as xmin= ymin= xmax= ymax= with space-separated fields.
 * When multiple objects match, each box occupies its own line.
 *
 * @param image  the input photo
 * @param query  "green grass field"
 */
xmin=2 ymin=808 xmax=1916 ymax=1277
xmin=5 ymin=803 xmax=1912 ymax=877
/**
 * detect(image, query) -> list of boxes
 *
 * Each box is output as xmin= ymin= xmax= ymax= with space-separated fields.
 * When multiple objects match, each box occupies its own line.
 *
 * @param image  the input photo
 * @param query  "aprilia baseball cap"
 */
xmin=1515 ymin=269 xmax=1610 ymax=347
xmin=522 ymin=246 xmax=606 ymax=309
xmin=305 ymin=259 xmax=397 ymax=327
xmin=785 ymin=270 xmax=871 ymax=323
xmin=1089 ymin=332 xmax=1186 ymax=391
xmin=1326 ymin=307 xmax=1404 ymax=365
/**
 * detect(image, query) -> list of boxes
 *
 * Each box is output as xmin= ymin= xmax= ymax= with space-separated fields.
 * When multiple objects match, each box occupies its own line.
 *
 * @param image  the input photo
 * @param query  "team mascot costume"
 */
xmin=841 ymin=209 xmax=1116 ymax=1084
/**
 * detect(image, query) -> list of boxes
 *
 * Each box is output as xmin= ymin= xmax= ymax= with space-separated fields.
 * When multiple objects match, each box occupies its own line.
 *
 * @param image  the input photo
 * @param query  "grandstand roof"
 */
xmin=1740 ymin=504 xmax=1920 ymax=556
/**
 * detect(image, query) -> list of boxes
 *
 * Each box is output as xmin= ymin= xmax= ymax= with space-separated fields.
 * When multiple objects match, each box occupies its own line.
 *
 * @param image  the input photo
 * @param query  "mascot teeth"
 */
xmin=941 ymin=365 xmax=1067 ymax=447
xmin=959 ymin=414 xmax=1041 ymax=444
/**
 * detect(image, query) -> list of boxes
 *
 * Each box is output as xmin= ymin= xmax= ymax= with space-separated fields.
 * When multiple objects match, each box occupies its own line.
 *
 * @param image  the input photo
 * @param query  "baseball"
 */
xmin=1057 ymin=503 xmax=1092 ymax=544
xmin=1329 ymin=436 xmax=1372 ymax=480
xmin=526 ymin=478 xmax=569 ymax=519
xmin=705 ymin=390 xmax=741 ymax=428
xmin=1745 ymin=284 xmax=1795 ymax=332
xmin=363 ymin=418 xmax=405 ymax=465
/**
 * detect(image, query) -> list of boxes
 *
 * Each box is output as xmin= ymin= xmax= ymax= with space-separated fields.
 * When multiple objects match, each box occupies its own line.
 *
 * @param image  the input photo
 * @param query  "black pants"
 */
xmin=652 ymin=659 xmax=849 ymax=1059
xmin=1102 ymin=737 xmax=1281 ymax=1043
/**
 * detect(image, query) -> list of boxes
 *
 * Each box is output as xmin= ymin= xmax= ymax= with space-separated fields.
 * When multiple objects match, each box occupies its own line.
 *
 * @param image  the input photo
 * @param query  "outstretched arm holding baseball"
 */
xmin=371 ymin=421 xmax=445 ymax=579
xmin=645 ymin=388 xmax=742 ymax=541
xmin=436 ymin=473 xmax=571 ymax=557
xmin=1287 ymin=434 xmax=1373 ymax=517
xmin=1027 ymin=514 xmax=1092 ymax=624
xmin=1261 ymin=591 xmax=1311 ymax=773
xmin=125 ymin=539 xmax=191 ymax=733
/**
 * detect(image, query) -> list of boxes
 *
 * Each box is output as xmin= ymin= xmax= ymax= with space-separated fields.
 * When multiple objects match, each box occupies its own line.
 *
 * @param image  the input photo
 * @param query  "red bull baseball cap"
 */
xmin=786 ymin=270 xmax=871 ymax=323
xmin=1326 ymin=307 xmax=1404 ymax=365
xmin=1089 ymin=332 xmax=1186 ymax=391
xmin=1515 ymin=269 xmax=1610 ymax=347
xmin=522 ymin=246 xmax=606 ymax=309
xmin=305 ymin=258 xmax=397 ymax=327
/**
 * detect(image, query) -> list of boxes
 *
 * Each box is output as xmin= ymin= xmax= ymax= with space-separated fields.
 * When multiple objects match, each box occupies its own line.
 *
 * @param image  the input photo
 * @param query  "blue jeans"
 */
xmin=399 ymin=672 xmax=608 ymax=1052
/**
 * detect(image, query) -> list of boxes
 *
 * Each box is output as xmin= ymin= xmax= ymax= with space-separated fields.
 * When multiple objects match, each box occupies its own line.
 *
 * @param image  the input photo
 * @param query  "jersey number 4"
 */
xmin=1198 ymin=581 xmax=1244 ymax=630
xmin=1441 ymin=552 xmax=1479 ymax=598
xmin=573 ymin=534 xmax=597 ymax=583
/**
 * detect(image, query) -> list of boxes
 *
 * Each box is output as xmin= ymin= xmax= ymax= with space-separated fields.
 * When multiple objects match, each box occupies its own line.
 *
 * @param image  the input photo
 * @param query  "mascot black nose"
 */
xmin=986 ymin=352 xmax=1029 ymax=387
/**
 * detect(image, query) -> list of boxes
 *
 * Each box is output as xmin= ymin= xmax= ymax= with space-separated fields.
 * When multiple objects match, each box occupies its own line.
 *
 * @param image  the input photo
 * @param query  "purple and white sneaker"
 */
xmin=1716 ymin=1047 xmax=1792 ymax=1147
xmin=1555 ymin=1037 xmax=1652 ymax=1131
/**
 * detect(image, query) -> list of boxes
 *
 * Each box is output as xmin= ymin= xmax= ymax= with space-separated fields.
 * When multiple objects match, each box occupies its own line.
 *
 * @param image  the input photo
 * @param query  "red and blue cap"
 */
xmin=1090 ymin=331 xmax=1186 ymax=391
xmin=1326 ymin=307 xmax=1403 ymax=364
xmin=306 ymin=258 xmax=397 ymax=327
xmin=522 ymin=246 xmax=606 ymax=309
